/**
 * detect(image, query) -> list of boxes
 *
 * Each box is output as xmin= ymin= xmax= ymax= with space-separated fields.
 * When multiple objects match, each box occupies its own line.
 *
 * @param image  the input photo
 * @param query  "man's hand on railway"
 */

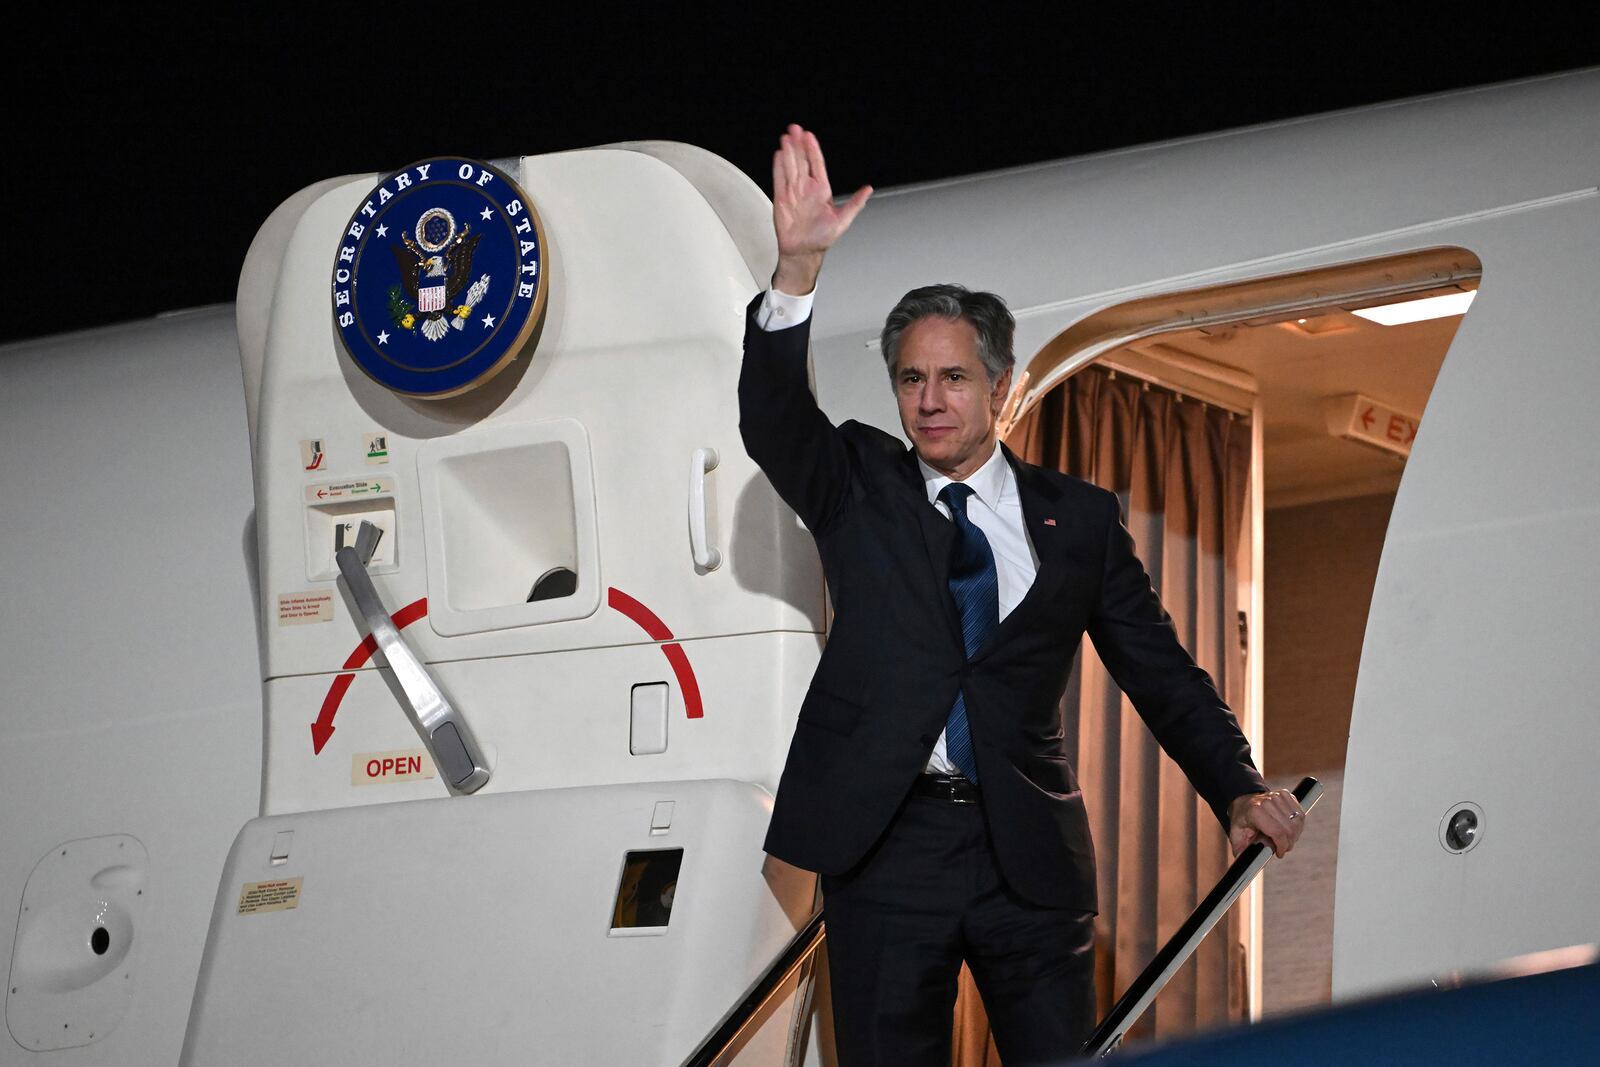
xmin=771 ymin=124 xmax=872 ymax=295
xmin=1228 ymin=789 xmax=1306 ymax=858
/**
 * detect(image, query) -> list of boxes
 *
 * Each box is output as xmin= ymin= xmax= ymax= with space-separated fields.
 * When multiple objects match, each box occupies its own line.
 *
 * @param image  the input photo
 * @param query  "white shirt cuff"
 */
xmin=755 ymin=287 xmax=815 ymax=331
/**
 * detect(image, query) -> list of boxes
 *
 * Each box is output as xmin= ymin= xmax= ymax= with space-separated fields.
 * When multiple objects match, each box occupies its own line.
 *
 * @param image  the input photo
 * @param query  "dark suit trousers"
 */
xmin=822 ymin=792 xmax=1097 ymax=1066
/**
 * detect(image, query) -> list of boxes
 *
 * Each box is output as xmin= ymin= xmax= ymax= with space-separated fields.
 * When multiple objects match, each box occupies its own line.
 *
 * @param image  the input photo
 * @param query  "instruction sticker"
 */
xmin=363 ymin=431 xmax=390 ymax=466
xmin=238 ymin=877 xmax=302 ymax=916
xmin=352 ymin=749 xmax=437 ymax=786
xmin=278 ymin=591 xmax=335 ymax=626
xmin=300 ymin=438 xmax=326 ymax=471
xmin=305 ymin=478 xmax=392 ymax=503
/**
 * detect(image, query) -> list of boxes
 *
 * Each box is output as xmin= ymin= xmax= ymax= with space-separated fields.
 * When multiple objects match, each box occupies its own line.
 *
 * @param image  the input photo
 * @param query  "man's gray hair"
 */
xmin=880 ymin=284 xmax=1015 ymax=383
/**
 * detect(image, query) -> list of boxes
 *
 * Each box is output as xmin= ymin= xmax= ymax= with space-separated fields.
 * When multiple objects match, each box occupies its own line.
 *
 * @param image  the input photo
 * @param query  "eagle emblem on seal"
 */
xmin=387 ymin=206 xmax=491 ymax=341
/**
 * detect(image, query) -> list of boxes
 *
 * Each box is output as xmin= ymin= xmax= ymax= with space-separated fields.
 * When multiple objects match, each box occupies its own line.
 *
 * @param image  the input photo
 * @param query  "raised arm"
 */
xmin=739 ymin=127 xmax=873 ymax=533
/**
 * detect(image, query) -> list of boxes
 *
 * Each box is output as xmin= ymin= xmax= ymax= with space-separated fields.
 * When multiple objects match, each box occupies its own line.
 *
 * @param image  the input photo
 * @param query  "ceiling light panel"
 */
xmin=1350 ymin=291 xmax=1476 ymax=326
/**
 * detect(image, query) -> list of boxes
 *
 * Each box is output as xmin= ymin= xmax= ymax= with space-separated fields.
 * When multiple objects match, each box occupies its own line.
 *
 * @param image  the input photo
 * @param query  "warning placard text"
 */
xmin=277 ymin=591 xmax=335 ymax=626
xmin=238 ymin=877 xmax=303 ymax=916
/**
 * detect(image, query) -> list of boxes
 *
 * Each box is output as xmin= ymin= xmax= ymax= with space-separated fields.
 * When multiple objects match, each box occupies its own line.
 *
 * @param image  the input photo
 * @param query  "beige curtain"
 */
xmin=953 ymin=364 xmax=1253 ymax=1061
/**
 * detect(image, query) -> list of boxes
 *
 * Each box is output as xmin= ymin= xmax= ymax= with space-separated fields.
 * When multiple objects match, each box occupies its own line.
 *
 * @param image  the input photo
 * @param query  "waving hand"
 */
xmin=771 ymin=124 xmax=872 ymax=294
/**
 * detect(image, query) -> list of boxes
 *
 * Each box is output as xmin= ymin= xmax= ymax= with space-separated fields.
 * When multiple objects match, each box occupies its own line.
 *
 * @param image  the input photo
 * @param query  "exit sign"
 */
xmin=1322 ymin=393 xmax=1419 ymax=458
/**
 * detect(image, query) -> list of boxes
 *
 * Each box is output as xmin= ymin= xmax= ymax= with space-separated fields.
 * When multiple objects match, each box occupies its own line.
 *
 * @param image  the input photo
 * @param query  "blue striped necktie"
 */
xmin=938 ymin=482 xmax=998 ymax=783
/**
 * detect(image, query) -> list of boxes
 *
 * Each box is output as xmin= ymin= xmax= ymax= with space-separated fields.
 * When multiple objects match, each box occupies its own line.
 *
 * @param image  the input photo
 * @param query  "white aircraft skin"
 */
xmin=1 ymin=67 xmax=1595 ymax=1064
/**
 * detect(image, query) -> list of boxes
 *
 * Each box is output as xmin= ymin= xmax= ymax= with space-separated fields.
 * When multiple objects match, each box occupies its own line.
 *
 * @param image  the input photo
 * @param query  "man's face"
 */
xmin=893 ymin=316 xmax=1012 ymax=480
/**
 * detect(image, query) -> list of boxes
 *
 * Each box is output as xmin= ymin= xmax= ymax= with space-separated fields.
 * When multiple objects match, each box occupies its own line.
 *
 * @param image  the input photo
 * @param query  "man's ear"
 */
xmin=990 ymin=367 xmax=1013 ymax=415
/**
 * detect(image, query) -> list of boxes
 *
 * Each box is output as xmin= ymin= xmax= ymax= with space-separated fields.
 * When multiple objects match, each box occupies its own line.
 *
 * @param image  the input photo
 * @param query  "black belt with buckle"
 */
xmin=912 ymin=773 xmax=981 ymax=804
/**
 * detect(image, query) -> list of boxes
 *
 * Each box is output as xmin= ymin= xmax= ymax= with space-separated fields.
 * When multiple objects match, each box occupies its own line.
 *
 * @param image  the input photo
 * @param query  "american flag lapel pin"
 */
xmin=1043 ymin=518 xmax=1057 ymax=526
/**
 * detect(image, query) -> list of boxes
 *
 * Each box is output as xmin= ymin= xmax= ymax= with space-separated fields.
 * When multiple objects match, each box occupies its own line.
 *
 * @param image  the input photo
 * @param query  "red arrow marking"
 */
xmin=311 ymin=587 xmax=706 ymax=754
xmin=607 ymin=587 xmax=704 ymax=719
xmin=1360 ymin=407 xmax=1375 ymax=430
xmin=311 ymin=596 xmax=429 ymax=754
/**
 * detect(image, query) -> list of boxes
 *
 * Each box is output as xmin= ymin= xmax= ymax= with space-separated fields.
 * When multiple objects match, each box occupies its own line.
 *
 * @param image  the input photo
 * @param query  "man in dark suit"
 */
xmin=739 ymin=125 xmax=1306 ymax=1066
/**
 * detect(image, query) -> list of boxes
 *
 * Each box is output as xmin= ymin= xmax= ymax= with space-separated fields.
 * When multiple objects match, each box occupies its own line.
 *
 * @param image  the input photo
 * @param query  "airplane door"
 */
xmin=1333 ymin=193 xmax=1600 ymax=997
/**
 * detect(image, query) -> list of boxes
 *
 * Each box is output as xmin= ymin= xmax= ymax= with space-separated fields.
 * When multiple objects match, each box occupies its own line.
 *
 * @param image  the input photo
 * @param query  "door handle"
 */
xmin=689 ymin=447 xmax=722 ymax=571
xmin=335 ymin=521 xmax=491 ymax=794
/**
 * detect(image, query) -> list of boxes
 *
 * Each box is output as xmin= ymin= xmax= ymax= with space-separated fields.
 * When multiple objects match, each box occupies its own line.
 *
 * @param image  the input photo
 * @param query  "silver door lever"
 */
xmin=335 ymin=521 xmax=491 ymax=794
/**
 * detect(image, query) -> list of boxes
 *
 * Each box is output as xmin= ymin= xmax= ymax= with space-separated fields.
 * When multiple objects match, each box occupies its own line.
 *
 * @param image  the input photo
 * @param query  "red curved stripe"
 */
xmin=606 ymin=587 xmax=674 ymax=641
xmin=340 ymin=596 xmax=430 ymax=670
xmin=313 ymin=597 xmax=430 ymax=754
xmin=660 ymin=643 xmax=704 ymax=720
xmin=315 ymin=588 xmax=705 ymax=757
xmin=607 ymin=586 xmax=704 ymax=719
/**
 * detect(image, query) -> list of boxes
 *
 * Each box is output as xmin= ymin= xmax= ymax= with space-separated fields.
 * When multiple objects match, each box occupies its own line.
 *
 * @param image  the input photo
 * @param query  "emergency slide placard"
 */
xmin=238 ymin=878 xmax=303 ymax=916
xmin=278 ymin=591 xmax=335 ymax=625
xmin=304 ymin=478 xmax=392 ymax=503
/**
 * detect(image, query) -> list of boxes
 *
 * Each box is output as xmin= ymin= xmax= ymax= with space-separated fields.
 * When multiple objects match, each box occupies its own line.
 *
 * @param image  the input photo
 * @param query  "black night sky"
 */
xmin=5 ymin=6 xmax=1595 ymax=346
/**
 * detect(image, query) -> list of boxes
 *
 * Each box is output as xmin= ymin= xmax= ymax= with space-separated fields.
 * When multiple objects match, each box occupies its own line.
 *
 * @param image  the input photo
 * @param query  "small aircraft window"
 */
xmin=528 ymin=566 xmax=578 ymax=602
xmin=611 ymin=849 xmax=683 ymax=929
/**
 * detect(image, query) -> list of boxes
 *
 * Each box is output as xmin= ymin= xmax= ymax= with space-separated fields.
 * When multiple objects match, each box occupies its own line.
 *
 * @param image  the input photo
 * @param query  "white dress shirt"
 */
xmin=916 ymin=442 xmax=1040 ymax=772
xmin=756 ymin=289 xmax=1040 ymax=776
xmin=756 ymin=286 xmax=815 ymax=331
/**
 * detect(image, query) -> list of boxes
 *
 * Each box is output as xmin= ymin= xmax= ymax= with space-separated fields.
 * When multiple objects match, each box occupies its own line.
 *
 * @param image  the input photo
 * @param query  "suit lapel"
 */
xmin=974 ymin=446 xmax=1071 ymax=660
xmin=898 ymin=449 xmax=964 ymax=647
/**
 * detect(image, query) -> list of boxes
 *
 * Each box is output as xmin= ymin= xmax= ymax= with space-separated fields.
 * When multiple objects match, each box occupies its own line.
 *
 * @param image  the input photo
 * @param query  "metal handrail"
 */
xmin=681 ymin=910 xmax=826 ymax=1067
xmin=1080 ymin=775 xmax=1324 ymax=1058
xmin=682 ymin=776 xmax=1320 ymax=1065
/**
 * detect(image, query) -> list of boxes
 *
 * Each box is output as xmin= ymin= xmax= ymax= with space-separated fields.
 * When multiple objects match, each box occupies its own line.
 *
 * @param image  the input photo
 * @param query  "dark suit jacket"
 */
xmin=738 ymin=295 xmax=1265 ymax=910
